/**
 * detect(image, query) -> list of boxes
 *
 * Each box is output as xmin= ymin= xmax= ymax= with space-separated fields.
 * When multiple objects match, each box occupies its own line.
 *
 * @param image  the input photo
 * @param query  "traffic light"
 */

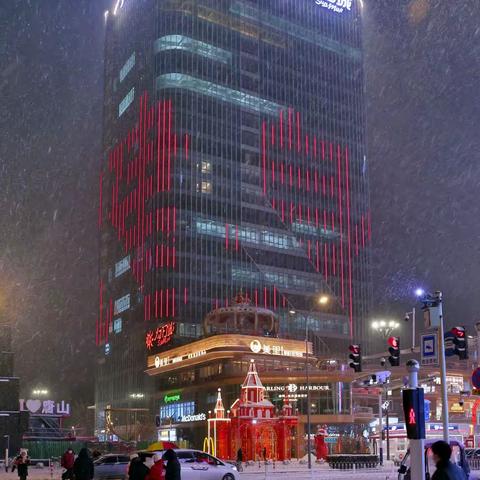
xmin=451 ymin=326 xmax=468 ymax=359
xmin=349 ymin=344 xmax=362 ymax=372
xmin=388 ymin=336 xmax=400 ymax=366
xmin=402 ymin=388 xmax=426 ymax=440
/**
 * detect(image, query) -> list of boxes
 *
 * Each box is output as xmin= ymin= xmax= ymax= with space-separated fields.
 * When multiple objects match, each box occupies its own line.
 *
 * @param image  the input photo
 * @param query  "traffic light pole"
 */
xmin=305 ymin=319 xmax=312 ymax=470
xmin=378 ymin=391 xmax=384 ymax=465
xmin=407 ymin=361 xmax=425 ymax=480
xmin=438 ymin=299 xmax=449 ymax=443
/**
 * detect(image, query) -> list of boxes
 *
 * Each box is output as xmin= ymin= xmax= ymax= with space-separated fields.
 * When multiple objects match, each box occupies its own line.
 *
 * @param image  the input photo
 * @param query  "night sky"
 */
xmin=1 ymin=0 xmax=479 ymax=406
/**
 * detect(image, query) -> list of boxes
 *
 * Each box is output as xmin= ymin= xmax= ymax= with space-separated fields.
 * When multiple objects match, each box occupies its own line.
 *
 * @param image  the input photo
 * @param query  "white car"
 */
xmin=141 ymin=449 xmax=239 ymax=480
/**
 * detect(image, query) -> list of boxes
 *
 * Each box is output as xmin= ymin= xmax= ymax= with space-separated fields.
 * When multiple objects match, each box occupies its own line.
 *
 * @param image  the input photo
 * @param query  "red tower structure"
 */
xmin=208 ymin=359 xmax=298 ymax=461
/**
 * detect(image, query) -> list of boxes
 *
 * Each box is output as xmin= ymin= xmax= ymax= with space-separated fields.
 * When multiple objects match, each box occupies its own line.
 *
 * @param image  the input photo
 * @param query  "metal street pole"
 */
xmin=437 ymin=296 xmax=449 ymax=443
xmin=412 ymin=307 xmax=416 ymax=350
xmin=386 ymin=403 xmax=390 ymax=461
xmin=305 ymin=317 xmax=312 ymax=470
xmin=378 ymin=391 xmax=383 ymax=465
xmin=407 ymin=360 xmax=425 ymax=480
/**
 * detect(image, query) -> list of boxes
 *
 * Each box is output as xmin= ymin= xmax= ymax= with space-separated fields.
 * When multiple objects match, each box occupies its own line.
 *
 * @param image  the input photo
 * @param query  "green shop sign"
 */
xmin=164 ymin=393 xmax=181 ymax=403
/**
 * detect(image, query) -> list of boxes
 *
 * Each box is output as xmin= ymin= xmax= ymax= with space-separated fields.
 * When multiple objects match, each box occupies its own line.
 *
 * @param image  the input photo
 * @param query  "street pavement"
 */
xmin=0 ymin=464 xmax=477 ymax=480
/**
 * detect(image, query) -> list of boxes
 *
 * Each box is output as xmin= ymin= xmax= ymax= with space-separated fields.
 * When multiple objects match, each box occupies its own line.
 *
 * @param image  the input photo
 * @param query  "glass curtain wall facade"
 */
xmin=97 ymin=0 xmax=370 ymax=427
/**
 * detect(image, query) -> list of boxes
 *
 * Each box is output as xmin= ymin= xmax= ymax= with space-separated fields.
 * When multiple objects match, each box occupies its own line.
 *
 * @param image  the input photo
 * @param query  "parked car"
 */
xmin=94 ymin=454 xmax=130 ymax=480
xmin=139 ymin=449 xmax=239 ymax=480
xmin=398 ymin=440 xmax=471 ymax=480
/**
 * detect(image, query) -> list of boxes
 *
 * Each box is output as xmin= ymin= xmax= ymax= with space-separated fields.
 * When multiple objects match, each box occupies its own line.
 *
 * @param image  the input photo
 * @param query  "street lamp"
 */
xmin=305 ymin=294 xmax=330 ymax=470
xmin=318 ymin=295 xmax=329 ymax=306
xmin=371 ymin=319 xmax=400 ymax=338
xmin=32 ymin=389 xmax=49 ymax=396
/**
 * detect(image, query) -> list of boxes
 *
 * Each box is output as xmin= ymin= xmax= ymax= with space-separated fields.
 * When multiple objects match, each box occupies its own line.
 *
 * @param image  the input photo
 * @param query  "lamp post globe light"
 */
xmin=371 ymin=319 xmax=400 ymax=338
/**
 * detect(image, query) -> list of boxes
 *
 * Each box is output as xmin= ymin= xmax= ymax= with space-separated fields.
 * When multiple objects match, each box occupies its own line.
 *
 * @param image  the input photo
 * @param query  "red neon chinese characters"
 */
xmin=145 ymin=321 xmax=176 ymax=350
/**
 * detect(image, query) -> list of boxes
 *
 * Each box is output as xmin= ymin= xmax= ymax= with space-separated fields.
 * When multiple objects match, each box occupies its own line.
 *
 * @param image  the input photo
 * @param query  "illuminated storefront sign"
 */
xmin=146 ymin=321 xmax=176 ymax=350
xmin=315 ymin=0 xmax=352 ymax=14
xmin=450 ymin=403 xmax=465 ymax=413
xmin=164 ymin=393 xmax=181 ymax=403
xmin=421 ymin=376 xmax=464 ymax=394
xmin=265 ymin=383 xmax=330 ymax=400
xmin=249 ymin=339 xmax=304 ymax=358
xmin=147 ymin=334 xmax=309 ymax=370
xmin=180 ymin=413 xmax=206 ymax=422
xmin=265 ymin=383 xmax=330 ymax=393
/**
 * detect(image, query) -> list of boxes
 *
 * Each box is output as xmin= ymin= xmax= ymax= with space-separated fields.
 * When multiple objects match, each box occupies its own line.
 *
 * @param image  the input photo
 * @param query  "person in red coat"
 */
xmin=61 ymin=449 xmax=75 ymax=480
xmin=146 ymin=454 xmax=164 ymax=480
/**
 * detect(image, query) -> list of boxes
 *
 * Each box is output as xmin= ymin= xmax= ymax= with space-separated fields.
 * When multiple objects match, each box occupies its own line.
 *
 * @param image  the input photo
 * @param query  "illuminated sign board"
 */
xmin=180 ymin=413 xmax=206 ymax=422
xmin=249 ymin=339 xmax=304 ymax=358
xmin=265 ymin=383 xmax=330 ymax=400
xmin=164 ymin=393 xmax=181 ymax=404
xmin=20 ymin=399 xmax=71 ymax=416
xmin=154 ymin=350 xmax=206 ymax=369
xmin=315 ymin=0 xmax=352 ymax=14
xmin=146 ymin=322 xmax=176 ymax=350
xmin=265 ymin=384 xmax=330 ymax=393
xmin=147 ymin=334 xmax=310 ymax=371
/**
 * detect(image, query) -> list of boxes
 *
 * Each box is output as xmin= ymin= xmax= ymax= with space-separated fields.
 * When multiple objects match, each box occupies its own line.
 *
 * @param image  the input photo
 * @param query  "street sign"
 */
xmin=472 ymin=368 xmax=480 ymax=389
xmin=421 ymin=333 xmax=438 ymax=366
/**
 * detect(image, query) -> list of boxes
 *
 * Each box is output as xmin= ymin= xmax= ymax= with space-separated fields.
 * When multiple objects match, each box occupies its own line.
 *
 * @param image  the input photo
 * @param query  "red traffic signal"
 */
xmin=349 ymin=344 xmax=360 ymax=354
xmin=388 ymin=336 xmax=399 ymax=348
xmin=451 ymin=327 xmax=465 ymax=338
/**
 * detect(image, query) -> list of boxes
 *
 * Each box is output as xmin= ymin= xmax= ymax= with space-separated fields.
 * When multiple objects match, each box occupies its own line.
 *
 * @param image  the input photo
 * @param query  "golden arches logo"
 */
xmin=203 ymin=437 xmax=215 ymax=456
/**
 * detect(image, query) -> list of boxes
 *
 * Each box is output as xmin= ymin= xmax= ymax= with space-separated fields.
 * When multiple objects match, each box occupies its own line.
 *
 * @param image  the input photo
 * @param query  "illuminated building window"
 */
xmin=119 ymin=52 xmax=135 ymax=82
xmin=113 ymin=318 xmax=122 ymax=334
xmin=197 ymin=181 xmax=212 ymax=194
xmin=114 ymin=294 xmax=130 ymax=314
xmin=154 ymin=35 xmax=232 ymax=64
xmin=195 ymin=218 xmax=301 ymax=251
xmin=159 ymin=401 xmax=195 ymax=421
xmin=115 ymin=255 xmax=130 ymax=278
xmin=118 ymin=87 xmax=135 ymax=117
xmin=200 ymin=161 xmax=211 ymax=173
xmin=229 ymin=1 xmax=361 ymax=61
xmin=156 ymin=73 xmax=282 ymax=115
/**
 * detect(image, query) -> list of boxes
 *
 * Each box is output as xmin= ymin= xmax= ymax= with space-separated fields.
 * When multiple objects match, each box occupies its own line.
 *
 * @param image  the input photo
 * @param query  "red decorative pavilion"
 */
xmin=207 ymin=359 xmax=298 ymax=460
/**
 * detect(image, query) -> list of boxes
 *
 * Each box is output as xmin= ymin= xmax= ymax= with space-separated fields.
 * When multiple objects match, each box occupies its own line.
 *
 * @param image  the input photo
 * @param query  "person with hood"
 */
xmin=73 ymin=448 xmax=94 ymax=480
xmin=163 ymin=450 xmax=180 ymax=480
xmin=146 ymin=454 xmax=164 ymax=480
xmin=128 ymin=454 xmax=149 ymax=480
xmin=431 ymin=441 xmax=467 ymax=480
xmin=61 ymin=448 xmax=75 ymax=480
xmin=13 ymin=450 xmax=29 ymax=480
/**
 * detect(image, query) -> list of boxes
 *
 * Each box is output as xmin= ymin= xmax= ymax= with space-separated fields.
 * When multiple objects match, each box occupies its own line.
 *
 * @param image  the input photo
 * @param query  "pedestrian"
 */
xmin=61 ymin=448 xmax=75 ymax=480
xmin=163 ymin=450 xmax=180 ymax=480
xmin=73 ymin=448 xmax=94 ymax=480
xmin=236 ymin=447 xmax=243 ymax=472
xmin=262 ymin=447 xmax=267 ymax=461
xmin=431 ymin=441 xmax=467 ymax=480
xmin=128 ymin=454 xmax=149 ymax=480
xmin=13 ymin=450 xmax=29 ymax=480
xmin=146 ymin=454 xmax=164 ymax=480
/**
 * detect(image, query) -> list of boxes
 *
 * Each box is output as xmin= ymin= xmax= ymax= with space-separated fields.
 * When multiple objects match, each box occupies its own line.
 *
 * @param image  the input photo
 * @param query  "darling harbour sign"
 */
xmin=315 ymin=0 xmax=353 ymax=14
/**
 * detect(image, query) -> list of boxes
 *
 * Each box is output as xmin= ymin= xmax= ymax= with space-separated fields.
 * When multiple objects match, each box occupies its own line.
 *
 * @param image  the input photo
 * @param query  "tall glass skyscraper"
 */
xmin=97 ymin=0 xmax=370 ymax=429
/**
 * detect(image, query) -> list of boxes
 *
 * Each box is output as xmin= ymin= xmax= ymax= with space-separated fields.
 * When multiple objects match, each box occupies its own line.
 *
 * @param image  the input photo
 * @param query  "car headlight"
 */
xmin=231 ymin=465 xmax=237 ymax=471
